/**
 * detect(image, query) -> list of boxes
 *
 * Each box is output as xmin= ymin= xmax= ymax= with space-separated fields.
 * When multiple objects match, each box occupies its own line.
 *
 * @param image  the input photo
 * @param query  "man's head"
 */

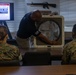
xmin=72 ymin=24 xmax=76 ymax=38
xmin=0 ymin=25 xmax=8 ymax=41
xmin=31 ymin=10 xmax=42 ymax=22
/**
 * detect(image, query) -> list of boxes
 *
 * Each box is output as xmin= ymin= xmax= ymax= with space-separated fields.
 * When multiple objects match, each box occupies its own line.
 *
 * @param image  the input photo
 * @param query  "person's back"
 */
xmin=0 ymin=25 xmax=21 ymax=61
xmin=17 ymin=12 xmax=37 ymax=39
xmin=16 ymin=10 xmax=42 ymax=49
xmin=0 ymin=43 xmax=21 ymax=61
xmin=62 ymin=24 xmax=76 ymax=64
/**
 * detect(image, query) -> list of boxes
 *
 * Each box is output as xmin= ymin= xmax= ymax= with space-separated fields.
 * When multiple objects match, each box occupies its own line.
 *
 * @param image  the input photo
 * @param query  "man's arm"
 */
xmin=37 ymin=33 xmax=58 ymax=45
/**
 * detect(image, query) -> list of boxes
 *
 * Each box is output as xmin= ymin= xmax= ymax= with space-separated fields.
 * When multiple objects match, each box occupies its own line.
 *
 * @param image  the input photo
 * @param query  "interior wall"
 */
xmin=25 ymin=0 xmax=60 ymax=13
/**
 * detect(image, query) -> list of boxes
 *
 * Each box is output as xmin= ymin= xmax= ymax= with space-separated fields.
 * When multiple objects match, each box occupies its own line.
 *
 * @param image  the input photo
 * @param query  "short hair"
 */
xmin=0 ymin=25 xmax=8 ymax=40
xmin=72 ymin=24 xmax=76 ymax=33
xmin=31 ymin=10 xmax=42 ymax=18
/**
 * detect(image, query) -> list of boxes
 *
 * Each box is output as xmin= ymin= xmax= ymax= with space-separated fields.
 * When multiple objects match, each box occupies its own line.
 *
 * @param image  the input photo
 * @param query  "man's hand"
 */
xmin=38 ymin=33 xmax=60 ymax=45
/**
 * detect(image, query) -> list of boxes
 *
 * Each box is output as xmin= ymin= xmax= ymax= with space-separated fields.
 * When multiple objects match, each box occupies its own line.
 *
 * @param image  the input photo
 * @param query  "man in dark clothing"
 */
xmin=16 ymin=10 xmax=58 ymax=49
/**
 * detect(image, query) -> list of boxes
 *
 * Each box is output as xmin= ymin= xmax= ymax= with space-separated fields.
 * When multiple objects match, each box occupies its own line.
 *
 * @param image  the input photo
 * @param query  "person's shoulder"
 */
xmin=6 ymin=43 xmax=19 ymax=50
xmin=25 ymin=12 xmax=31 ymax=17
xmin=67 ymin=40 xmax=76 ymax=46
xmin=22 ymin=12 xmax=31 ymax=21
xmin=63 ymin=41 xmax=73 ymax=48
xmin=65 ymin=40 xmax=74 ymax=46
xmin=63 ymin=40 xmax=75 ymax=50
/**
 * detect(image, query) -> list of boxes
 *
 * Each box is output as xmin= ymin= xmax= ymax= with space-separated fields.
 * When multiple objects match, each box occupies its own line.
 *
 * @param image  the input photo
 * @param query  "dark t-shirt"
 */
xmin=17 ymin=12 xmax=41 ymax=39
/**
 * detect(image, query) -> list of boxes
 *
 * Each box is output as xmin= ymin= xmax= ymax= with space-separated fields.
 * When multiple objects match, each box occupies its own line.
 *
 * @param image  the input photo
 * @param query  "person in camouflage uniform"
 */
xmin=62 ymin=24 xmax=76 ymax=64
xmin=0 ymin=25 xmax=22 ymax=61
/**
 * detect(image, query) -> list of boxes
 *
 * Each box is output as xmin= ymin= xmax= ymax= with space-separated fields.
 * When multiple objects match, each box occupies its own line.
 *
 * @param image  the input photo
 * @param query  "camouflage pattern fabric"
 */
xmin=0 ymin=43 xmax=21 ymax=61
xmin=62 ymin=39 xmax=76 ymax=64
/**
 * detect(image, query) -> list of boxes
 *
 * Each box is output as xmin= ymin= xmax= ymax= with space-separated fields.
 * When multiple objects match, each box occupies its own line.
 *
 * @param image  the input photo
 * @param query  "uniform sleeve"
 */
xmin=15 ymin=48 xmax=22 ymax=61
xmin=34 ymin=30 xmax=41 ymax=36
xmin=10 ymin=46 xmax=22 ymax=61
xmin=62 ymin=45 xmax=71 ymax=64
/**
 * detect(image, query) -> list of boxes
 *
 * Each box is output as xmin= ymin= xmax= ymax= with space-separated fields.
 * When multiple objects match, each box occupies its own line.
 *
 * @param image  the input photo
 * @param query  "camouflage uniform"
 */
xmin=62 ymin=39 xmax=76 ymax=64
xmin=0 ymin=43 xmax=22 ymax=61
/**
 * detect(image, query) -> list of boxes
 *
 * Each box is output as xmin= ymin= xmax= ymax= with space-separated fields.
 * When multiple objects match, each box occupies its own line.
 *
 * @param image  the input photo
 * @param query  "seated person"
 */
xmin=62 ymin=24 xmax=76 ymax=64
xmin=0 ymin=25 xmax=22 ymax=62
